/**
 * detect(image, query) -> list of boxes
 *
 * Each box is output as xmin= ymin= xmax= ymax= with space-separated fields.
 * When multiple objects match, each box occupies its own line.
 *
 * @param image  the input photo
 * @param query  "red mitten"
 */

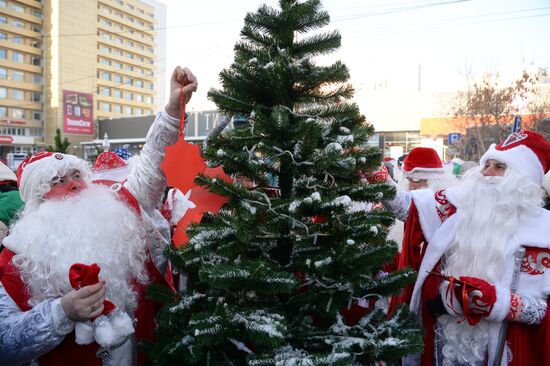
xmin=359 ymin=164 xmax=389 ymax=184
xmin=455 ymin=276 xmax=496 ymax=325
xmin=69 ymin=263 xmax=134 ymax=348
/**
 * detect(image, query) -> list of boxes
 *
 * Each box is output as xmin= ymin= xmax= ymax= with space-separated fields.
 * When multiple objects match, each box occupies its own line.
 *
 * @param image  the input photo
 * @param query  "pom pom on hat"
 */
xmin=480 ymin=130 xmax=550 ymax=186
xmin=403 ymin=147 xmax=444 ymax=180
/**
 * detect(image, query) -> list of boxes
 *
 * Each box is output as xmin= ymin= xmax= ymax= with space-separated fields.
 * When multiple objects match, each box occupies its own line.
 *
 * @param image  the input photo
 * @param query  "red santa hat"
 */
xmin=480 ymin=130 xmax=550 ymax=186
xmin=16 ymin=151 xmax=89 ymax=204
xmin=403 ymin=147 xmax=444 ymax=180
xmin=92 ymin=151 xmax=133 ymax=182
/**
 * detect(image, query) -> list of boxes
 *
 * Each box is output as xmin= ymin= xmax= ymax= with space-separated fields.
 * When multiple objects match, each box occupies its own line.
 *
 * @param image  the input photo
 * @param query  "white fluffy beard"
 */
xmin=10 ymin=184 xmax=148 ymax=312
xmin=438 ymin=167 xmax=543 ymax=365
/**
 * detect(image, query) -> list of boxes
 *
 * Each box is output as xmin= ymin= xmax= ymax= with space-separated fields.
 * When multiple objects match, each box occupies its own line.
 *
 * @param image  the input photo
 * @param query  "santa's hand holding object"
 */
xmin=69 ymin=263 xmax=134 ymax=348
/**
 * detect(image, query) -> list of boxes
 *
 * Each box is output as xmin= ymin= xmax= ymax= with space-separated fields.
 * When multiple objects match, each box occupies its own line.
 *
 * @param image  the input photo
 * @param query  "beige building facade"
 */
xmin=0 ymin=0 xmax=164 ymax=166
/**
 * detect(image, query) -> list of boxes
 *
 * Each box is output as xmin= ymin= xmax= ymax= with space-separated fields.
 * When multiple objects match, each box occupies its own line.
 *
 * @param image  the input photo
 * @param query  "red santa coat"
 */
xmin=0 ymin=181 xmax=175 ymax=366
xmin=387 ymin=188 xmax=448 ymax=315
xmin=408 ymin=189 xmax=550 ymax=366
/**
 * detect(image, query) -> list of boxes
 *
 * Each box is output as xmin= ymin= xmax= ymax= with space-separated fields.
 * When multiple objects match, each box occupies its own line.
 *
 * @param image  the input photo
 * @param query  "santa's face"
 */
xmin=43 ymin=169 xmax=88 ymax=200
xmin=481 ymin=159 xmax=506 ymax=177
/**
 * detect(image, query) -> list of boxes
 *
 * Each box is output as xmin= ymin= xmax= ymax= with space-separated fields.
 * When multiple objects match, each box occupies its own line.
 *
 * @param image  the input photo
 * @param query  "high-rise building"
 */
xmin=0 ymin=0 xmax=165 ymax=165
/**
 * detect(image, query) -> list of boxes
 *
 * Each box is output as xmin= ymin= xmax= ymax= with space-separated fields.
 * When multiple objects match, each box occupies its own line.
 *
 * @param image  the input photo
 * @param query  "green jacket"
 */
xmin=0 ymin=190 xmax=24 ymax=226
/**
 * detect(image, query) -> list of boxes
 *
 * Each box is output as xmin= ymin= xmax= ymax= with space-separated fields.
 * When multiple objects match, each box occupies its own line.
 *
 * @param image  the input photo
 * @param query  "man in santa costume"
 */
xmin=394 ymin=131 xmax=550 ymax=365
xmin=0 ymin=66 xmax=197 ymax=366
xmin=384 ymin=147 xmax=457 ymax=251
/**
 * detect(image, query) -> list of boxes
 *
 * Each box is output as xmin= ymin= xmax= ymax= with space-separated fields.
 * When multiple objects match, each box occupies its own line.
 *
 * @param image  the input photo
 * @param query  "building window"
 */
xmin=102 ymin=88 xmax=110 ymax=96
xmin=135 ymin=80 xmax=143 ymax=88
xmin=125 ymin=92 xmax=133 ymax=100
xmin=102 ymin=72 xmax=110 ymax=81
xmin=0 ymin=1 xmax=6 ymax=7
xmin=101 ymin=45 xmax=111 ymax=53
xmin=0 ymin=68 xmax=6 ymax=79
xmin=135 ymin=94 xmax=143 ymax=102
xmin=113 ymin=75 xmax=122 ymax=83
xmin=0 ymin=107 xmax=5 ymax=117
xmin=12 ymin=89 xmax=24 ymax=100
xmin=114 ymin=11 xmax=123 ymax=18
xmin=103 ymin=33 xmax=111 ymax=40
xmin=31 ymin=9 xmax=41 ymax=17
xmin=12 ymin=71 xmax=24 ymax=81
xmin=31 ymin=57 xmax=41 ymax=66
xmin=135 ymin=108 xmax=143 ymax=115
xmin=114 ymin=37 xmax=122 ymax=44
xmin=33 ymin=112 xmax=42 ymax=120
xmin=113 ymin=49 xmax=122 ymax=56
xmin=0 ymin=16 xmax=6 ymax=24
xmin=126 ymin=53 xmax=133 ymax=60
xmin=102 ymin=58 xmax=111 ymax=65
xmin=113 ymin=61 xmax=122 ymax=69
xmin=12 ymin=20 xmax=25 ymax=28
xmin=145 ymin=96 xmax=153 ymax=104
xmin=32 ymin=74 xmax=42 ymax=83
xmin=0 ymin=49 xmax=6 ymax=59
xmin=0 ymin=87 xmax=6 ymax=98
xmin=11 ymin=4 xmax=24 ymax=12
xmin=125 ymin=106 xmax=132 ymax=115
xmin=113 ymin=90 xmax=122 ymax=98
xmin=12 ymin=37 xmax=23 ymax=44
xmin=113 ymin=105 xmax=121 ymax=113
xmin=11 ymin=108 xmax=24 ymax=119
xmin=101 ymin=103 xmax=111 ymax=112
xmin=0 ymin=32 xmax=6 ymax=40
xmin=125 ymin=65 xmax=133 ymax=71
xmin=32 ymin=92 xmax=41 ymax=102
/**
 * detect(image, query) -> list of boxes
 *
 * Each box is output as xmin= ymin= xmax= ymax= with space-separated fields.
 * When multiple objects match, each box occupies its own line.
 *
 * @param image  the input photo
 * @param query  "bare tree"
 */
xmin=452 ymin=71 xmax=538 ymax=160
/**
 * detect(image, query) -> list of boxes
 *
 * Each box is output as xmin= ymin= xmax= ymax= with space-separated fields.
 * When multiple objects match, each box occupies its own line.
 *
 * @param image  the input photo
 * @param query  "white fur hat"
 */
xmin=0 ymin=161 xmax=16 ymax=182
xmin=16 ymin=151 xmax=89 ymax=203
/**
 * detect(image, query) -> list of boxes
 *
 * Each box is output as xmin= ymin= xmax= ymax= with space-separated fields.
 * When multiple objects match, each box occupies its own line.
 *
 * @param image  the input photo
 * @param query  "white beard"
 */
xmin=439 ymin=167 xmax=543 ymax=365
xmin=9 ymin=184 xmax=148 ymax=312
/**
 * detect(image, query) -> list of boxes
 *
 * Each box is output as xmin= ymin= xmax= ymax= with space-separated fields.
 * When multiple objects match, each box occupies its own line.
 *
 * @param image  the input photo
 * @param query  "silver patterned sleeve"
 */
xmin=124 ymin=111 xmax=180 ymax=215
xmin=506 ymin=293 xmax=548 ymax=325
xmin=381 ymin=178 xmax=412 ymax=222
xmin=0 ymin=285 xmax=74 ymax=364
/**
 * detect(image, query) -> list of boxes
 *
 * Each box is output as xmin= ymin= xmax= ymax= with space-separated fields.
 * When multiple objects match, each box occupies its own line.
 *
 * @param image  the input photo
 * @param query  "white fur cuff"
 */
xmin=75 ymin=321 xmax=94 ymax=345
xmin=486 ymin=285 xmax=511 ymax=322
xmin=93 ymin=310 xmax=135 ymax=348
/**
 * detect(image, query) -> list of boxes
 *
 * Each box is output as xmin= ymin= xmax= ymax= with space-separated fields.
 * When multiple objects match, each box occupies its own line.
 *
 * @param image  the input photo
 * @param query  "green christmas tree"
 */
xmin=149 ymin=0 xmax=422 ymax=364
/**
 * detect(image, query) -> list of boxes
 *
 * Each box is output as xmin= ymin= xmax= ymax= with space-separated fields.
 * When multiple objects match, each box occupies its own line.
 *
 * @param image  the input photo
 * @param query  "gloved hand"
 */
xmin=359 ymin=164 xmax=389 ymax=184
xmin=452 ymin=276 xmax=496 ymax=325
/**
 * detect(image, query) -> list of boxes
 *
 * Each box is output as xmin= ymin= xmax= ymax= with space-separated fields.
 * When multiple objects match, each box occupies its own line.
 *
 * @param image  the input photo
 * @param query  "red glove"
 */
xmin=69 ymin=263 xmax=115 ymax=317
xmin=359 ymin=164 xmax=389 ymax=184
xmin=451 ymin=276 xmax=496 ymax=325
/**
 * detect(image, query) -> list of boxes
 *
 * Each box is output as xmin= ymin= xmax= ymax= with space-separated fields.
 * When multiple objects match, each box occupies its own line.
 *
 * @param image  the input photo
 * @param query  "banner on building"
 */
xmin=63 ymin=90 xmax=94 ymax=135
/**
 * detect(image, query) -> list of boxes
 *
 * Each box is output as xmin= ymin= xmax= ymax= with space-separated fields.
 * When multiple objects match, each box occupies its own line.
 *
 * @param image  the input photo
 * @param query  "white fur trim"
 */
xmin=480 ymin=144 xmax=543 ymax=185
xmin=93 ymin=310 xmax=135 ymax=348
xmin=410 ymin=189 xmax=442 ymax=242
xmin=75 ymin=321 xmax=94 ymax=345
xmin=91 ymin=165 xmax=133 ymax=182
xmin=0 ymin=162 xmax=16 ymax=182
xmin=404 ymin=167 xmax=444 ymax=181
xmin=486 ymin=285 xmax=511 ymax=322
xmin=543 ymin=171 xmax=550 ymax=196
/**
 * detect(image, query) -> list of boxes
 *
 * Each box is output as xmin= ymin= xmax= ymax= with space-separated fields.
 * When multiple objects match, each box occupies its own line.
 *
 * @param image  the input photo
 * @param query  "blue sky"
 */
xmin=159 ymin=0 xmax=550 ymax=112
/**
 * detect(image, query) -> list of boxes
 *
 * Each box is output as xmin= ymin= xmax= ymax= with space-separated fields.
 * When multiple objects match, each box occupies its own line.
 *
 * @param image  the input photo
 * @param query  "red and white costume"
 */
xmin=0 ymin=111 xmax=179 ymax=366
xmin=393 ymin=131 xmax=550 ymax=366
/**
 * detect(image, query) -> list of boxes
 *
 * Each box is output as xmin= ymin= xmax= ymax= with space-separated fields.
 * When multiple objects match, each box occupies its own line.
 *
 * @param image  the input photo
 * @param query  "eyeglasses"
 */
xmin=406 ymin=177 xmax=427 ymax=183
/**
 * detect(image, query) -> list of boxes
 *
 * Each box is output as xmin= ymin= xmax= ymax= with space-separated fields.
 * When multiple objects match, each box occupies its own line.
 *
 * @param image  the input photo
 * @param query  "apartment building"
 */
xmin=0 ymin=0 xmax=165 ymax=164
